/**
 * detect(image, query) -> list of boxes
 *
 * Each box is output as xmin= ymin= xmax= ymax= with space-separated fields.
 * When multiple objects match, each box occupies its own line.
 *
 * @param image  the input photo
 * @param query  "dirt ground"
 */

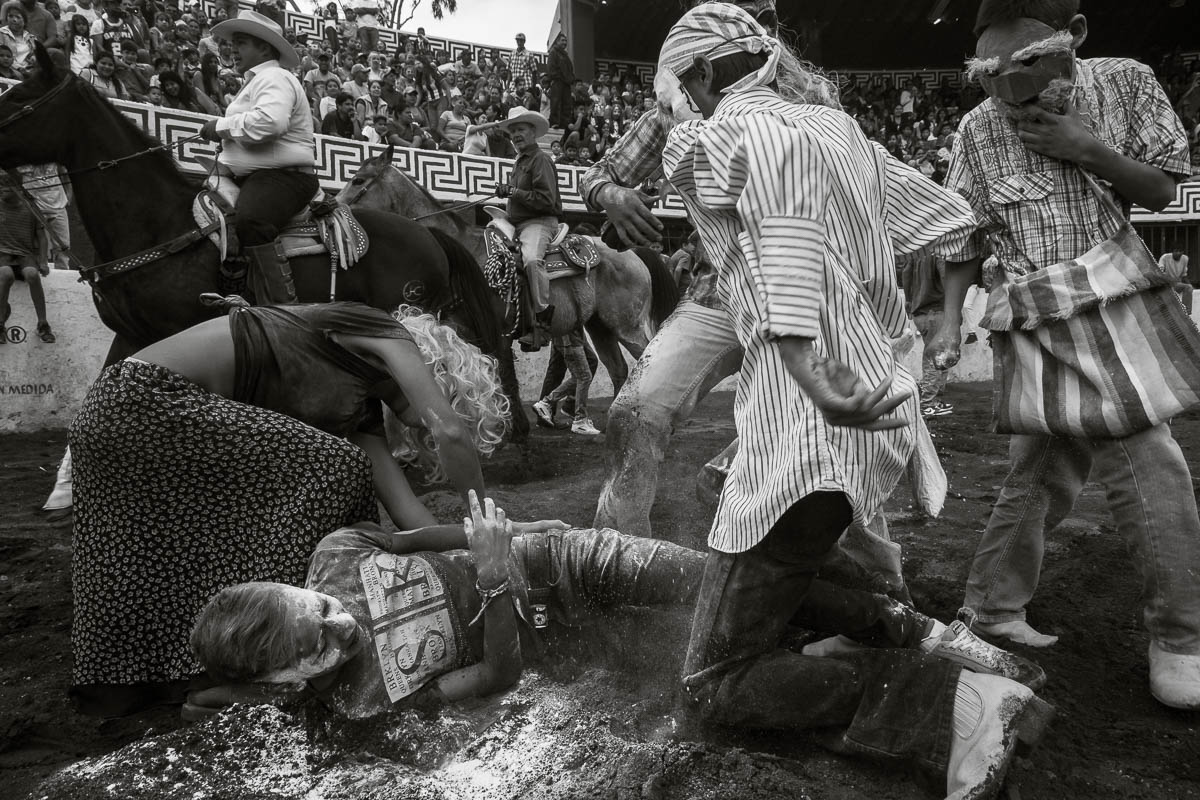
xmin=3 ymin=384 xmax=1200 ymax=799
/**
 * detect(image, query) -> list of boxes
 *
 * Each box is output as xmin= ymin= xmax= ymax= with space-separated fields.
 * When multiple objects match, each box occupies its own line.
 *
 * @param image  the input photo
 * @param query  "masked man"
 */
xmin=929 ymin=0 xmax=1200 ymax=709
xmin=586 ymin=0 xmax=956 ymax=604
xmin=653 ymin=6 xmax=1053 ymax=798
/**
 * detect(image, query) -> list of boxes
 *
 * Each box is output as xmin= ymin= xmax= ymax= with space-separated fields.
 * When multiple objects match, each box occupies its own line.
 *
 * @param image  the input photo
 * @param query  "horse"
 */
xmin=336 ymin=146 xmax=680 ymax=395
xmin=0 ymin=48 xmax=517 ymax=510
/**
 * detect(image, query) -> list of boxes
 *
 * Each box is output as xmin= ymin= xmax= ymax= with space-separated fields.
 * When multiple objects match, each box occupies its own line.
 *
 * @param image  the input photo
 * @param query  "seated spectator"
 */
xmin=342 ymin=61 xmax=369 ymax=99
xmin=158 ymin=69 xmax=216 ymax=114
xmin=363 ymin=111 xmax=389 ymax=144
xmin=3 ymin=0 xmax=58 ymax=47
xmin=437 ymin=93 xmax=473 ymax=152
xmin=321 ymin=90 xmax=364 ymax=140
xmin=0 ymin=4 xmax=35 ymax=74
xmin=383 ymin=106 xmax=431 ymax=149
xmin=0 ymin=43 xmax=20 ymax=79
xmin=148 ymin=9 xmax=170 ymax=51
xmin=178 ymin=45 xmax=200 ymax=80
xmin=89 ymin=0 xmax=134 ymax=59
xmin=192 ymin=51 xmax=224 ymax=112
xmin=114 ymin=39 xmax=151 ymax=100
xmin=353 ymin=78 xmax=387 ymax=125
xmin=0 ymin=185 xmax=54 ymax=344
xmin=303 ymin=50 xmax=336 ymax=95
xmin=79 ymin=51 xmax=128 ymax=99
xmin=146 ymin=82 xmax=161 ymax=105
xmin=440 ymin=47 xmax=481 ymax=83
xmin=65 ymin=12 xmax=91 ymax=73
xmin=317 ymin=75 xmax=342 ymax=121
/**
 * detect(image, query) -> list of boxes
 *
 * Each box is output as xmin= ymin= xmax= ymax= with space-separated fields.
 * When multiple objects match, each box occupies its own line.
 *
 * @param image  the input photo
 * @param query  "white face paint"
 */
xmin=654 ymin=68 xmax=702 ymax=131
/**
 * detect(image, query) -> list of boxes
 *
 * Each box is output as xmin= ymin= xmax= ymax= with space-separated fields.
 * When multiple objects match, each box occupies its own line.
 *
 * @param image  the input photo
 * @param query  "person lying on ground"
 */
xmin=68 ymin=302 xmax=511 ymax=718
xmin=190 ymin=493 xmax=1044 ymax=745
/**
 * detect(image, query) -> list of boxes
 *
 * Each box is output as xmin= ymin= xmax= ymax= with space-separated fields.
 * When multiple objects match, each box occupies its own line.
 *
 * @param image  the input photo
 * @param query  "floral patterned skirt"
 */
xmin=69 ymin=359 xmax=378 ymax=686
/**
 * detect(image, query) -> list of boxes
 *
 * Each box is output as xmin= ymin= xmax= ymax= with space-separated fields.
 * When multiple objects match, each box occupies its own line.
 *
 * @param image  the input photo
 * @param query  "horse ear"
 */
xmin=32 ymin=41 xmax=59 ymax=83
xmin=383 ymin=144 xmax=395 ymax=164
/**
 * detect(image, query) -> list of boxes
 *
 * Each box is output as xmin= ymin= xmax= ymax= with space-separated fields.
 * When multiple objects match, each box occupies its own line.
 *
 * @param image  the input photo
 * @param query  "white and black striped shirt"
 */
xmin=662 ymin=87 xmax=976 ymax=553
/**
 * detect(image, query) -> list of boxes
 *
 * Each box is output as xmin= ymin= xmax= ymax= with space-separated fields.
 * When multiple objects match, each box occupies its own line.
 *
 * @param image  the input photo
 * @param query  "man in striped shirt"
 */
xmin=930 ymin=0 xmax=1200 ymax=710
xmin=655 ymin=6 xmax=1054 ymax=798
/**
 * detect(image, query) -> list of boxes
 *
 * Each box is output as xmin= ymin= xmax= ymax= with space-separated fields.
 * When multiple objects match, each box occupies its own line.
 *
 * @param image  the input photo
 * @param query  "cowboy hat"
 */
xmin=496 ymin=106 xmax=549 ymax=139
xmin=211 ymin=10 xmax=300 ymax=70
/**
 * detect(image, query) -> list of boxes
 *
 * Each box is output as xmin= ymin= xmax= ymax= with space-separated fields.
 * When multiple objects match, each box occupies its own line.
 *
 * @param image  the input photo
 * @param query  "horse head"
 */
xmin=0 ymin=43 xmax=76 ymax=169
xmin=336 ymin=143 xmax=400 ymax=208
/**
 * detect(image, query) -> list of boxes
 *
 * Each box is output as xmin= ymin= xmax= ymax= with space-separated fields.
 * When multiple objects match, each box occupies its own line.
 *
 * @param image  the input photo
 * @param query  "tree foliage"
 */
xmin=386 ymin=0 xmax=459 ymax=29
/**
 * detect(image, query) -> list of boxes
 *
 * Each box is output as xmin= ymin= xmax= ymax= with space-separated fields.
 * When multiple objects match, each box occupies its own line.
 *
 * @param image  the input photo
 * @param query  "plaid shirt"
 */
xmin=507 ymin=49 xmax=539 ymax=93
xmin=580 ymin=113 xmax=724 ymax=308
xmin=946 ymin=58 xmax=1190 ymax=276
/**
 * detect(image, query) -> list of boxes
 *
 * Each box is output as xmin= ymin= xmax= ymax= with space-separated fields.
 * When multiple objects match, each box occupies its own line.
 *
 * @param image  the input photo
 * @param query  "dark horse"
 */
xmin=0 ymin=47 xmax=524 ymax=438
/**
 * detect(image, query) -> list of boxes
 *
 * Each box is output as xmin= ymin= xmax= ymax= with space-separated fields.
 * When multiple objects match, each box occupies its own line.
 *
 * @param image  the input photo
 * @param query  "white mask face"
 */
xmin=654 ymin=68 xmax=702 ymax=131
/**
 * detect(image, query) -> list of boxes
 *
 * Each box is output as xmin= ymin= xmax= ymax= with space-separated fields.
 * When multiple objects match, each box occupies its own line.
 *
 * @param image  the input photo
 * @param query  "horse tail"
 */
xmin=632 ymin=246 xmax=681 ymax=327
xmin=429 ymin=227 xmax=504 ymax=357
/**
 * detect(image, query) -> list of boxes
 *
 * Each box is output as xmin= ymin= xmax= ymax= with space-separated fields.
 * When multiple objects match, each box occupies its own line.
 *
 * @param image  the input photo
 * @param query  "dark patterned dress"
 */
xmin=69 ymin=304 xmax=415 ymax=688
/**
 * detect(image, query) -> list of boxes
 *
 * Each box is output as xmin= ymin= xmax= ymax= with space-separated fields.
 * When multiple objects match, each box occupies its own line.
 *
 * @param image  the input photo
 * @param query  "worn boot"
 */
xmin=246 ymin=242 xmax=297 ymax=305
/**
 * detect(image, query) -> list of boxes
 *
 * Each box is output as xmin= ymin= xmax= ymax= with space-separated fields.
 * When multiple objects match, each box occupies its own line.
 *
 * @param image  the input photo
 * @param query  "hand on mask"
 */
xmin=1015 ymin=102 xmax=1098 ymax=163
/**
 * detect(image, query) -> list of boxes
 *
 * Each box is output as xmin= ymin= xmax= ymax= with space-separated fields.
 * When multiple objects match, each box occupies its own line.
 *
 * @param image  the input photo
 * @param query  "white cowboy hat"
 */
xmin=211 ymin=11 xmax=300 ymax=70
xmin=496 ymin=106 xmax=549 ymax=139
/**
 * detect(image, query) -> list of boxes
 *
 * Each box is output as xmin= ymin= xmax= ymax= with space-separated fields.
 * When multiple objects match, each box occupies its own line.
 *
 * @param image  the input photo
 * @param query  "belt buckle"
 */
xmin=531 ymin=603 xmax=549 ymax=629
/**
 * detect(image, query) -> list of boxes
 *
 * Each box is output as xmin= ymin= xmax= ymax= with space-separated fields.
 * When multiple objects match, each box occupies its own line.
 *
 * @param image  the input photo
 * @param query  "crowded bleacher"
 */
xmin=2 ymin=0 xmax=1200 ymax=181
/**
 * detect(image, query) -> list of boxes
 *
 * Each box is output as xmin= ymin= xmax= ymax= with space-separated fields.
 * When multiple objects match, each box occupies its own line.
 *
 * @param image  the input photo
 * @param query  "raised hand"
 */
xmin=463 ymin=489 xmax=513 ymax=587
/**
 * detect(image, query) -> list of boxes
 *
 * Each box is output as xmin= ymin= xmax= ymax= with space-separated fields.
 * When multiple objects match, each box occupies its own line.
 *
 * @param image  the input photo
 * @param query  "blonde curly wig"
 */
xmin=384 ymin=305 xmax=509 ymax=483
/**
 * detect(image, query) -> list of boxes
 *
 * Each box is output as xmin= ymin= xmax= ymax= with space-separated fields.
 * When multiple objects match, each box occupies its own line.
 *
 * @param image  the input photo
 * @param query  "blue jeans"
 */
xmin=962 ymin=425 xmax=1200 ymax=654
xmin=543 ymin=328 xmax=592 ymax=421
xmin=683 ymin=492 xmax=958 ymax=774
xmin=594 ymin=300 xmax=744 ymax=538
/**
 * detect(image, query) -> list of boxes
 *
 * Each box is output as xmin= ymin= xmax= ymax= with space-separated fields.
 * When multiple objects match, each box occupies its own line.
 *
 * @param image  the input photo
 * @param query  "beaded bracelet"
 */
xmin=469 ymin=577 xmax=512 ymax=626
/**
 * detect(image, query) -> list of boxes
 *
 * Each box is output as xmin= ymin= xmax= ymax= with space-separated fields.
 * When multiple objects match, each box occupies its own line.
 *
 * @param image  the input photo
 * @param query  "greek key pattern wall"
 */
xmin=0 ymin=78 xmax=1190 ymax=222
xmin=594 ymin=60 xmax=656 ymax=86
xmin=0 ymin=78 xmax=687 ymax=218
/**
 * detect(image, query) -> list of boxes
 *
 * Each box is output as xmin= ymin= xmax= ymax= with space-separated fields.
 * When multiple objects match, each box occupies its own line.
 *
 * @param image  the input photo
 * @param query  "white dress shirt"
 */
xmin=216 ymin=60 xmax=315 ymax=177
xmin=662 ymin=87 xmax=976 ymax=552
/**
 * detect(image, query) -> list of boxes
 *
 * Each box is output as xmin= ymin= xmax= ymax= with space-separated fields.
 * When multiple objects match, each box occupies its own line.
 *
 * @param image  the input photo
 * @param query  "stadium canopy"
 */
xmin=590 ymin=0 xmax=1200 ymax=70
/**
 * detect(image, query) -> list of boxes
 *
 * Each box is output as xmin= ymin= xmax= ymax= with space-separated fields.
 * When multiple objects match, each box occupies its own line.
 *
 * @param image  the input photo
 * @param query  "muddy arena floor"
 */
xmin=2 ymin=385 xmax=1199 ymax=800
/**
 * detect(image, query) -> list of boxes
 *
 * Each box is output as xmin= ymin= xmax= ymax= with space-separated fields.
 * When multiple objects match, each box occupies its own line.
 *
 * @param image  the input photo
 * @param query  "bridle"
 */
xmin=0 ymin=74 xmax=206 ymax=185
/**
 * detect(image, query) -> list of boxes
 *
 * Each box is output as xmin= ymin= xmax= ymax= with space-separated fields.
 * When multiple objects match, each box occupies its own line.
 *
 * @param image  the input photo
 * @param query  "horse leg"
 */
xmin=585 ymin=318 xmax=632 ymax=399
xmin=44 ymin=334 xmax=138 ymax=513
xmin=493 ymin=335 xmax=529 ymax=443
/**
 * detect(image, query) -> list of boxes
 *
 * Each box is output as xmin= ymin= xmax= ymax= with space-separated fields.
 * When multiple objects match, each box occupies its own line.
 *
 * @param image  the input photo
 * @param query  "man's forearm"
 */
xmin=1078 ymin=142 xmax=1178 ymax=212
xmin=941 ymin=257 xmax=981 ymax=326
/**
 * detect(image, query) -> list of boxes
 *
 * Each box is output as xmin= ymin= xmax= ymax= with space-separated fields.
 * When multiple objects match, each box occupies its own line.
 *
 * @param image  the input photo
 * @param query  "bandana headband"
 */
xmin=658 ymin=5 xmax=782 ymax=96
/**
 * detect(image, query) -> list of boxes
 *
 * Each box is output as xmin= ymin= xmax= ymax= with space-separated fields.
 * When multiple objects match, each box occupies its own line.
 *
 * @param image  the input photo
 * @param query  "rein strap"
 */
xmin=79 ymin=220 xmax=221 ymax=285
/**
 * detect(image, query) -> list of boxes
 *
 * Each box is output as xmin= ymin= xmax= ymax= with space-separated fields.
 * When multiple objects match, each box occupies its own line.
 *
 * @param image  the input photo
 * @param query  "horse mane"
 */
xmin=74 ymin=77 xmax=195 ymax=190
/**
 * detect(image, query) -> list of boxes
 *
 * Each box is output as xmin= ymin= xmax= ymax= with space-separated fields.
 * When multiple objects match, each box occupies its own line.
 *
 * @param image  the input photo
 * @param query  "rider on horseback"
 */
xmin=494 ymin=106 xmax=559 ymax=349
xmin=198 ymin=11 xmax=315 ymax=304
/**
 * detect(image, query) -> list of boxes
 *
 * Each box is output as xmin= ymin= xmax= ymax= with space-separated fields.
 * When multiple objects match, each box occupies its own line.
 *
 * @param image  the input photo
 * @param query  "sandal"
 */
xmin=37 ymin=322 xmax=55 ymax=343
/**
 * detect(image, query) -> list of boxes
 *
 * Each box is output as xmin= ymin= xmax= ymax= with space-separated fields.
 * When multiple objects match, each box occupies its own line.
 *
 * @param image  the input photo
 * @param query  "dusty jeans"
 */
xmin=913 ymin=309 xmax=948 ymax=405
xmin=683 ymin=492 xmax=959 ymax=774
xmin=594 ymin=300 xmax=743 ymax=538
xmin=961 ymin=425 xmax=1200 ymax=654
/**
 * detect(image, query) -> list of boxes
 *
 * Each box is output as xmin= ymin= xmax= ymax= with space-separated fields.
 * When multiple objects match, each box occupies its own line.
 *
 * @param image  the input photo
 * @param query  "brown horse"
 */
xmin=0 ymin=48 xmax=518 ymax=510
xmin=337 ymin=146 xmax=680 ymax=395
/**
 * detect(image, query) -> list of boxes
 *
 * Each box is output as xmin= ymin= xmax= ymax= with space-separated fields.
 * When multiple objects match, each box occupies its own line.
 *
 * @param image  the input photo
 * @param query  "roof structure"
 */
xmin=592 ymin=0 xmax=1200 ymax=70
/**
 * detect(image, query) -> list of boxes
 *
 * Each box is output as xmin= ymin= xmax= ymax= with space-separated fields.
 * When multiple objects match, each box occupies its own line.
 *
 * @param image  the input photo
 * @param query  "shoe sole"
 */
xmin=935 ymin=649 xmax=1047 ymax=692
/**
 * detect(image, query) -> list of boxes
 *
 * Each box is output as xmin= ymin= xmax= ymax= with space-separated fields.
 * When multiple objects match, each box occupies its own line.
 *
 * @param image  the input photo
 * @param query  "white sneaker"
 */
xmin=570 ymin=417 xmax=601 ymax=436
xmin=946 ymin=672 xmax=1054 ymax=800
xmin=532 ymin=400 xmax=555 ymax=428
xmin=1149 ymin=641 xmax=1200 ymax=709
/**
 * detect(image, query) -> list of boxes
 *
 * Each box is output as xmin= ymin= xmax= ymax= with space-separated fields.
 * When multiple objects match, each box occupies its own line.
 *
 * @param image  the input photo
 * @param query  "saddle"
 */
xmin=481 ymin=205 xmax=600 ymax=279
xmin=192 ymin=160 xmax=369 ymax=272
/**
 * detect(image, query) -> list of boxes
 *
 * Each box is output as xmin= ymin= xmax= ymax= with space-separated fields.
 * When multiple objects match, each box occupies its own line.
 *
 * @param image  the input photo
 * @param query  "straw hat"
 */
xmin=496 ymin=106 xmax=549 ymax=139
xmin=211 ymin=10 xmax=300 ymax=70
